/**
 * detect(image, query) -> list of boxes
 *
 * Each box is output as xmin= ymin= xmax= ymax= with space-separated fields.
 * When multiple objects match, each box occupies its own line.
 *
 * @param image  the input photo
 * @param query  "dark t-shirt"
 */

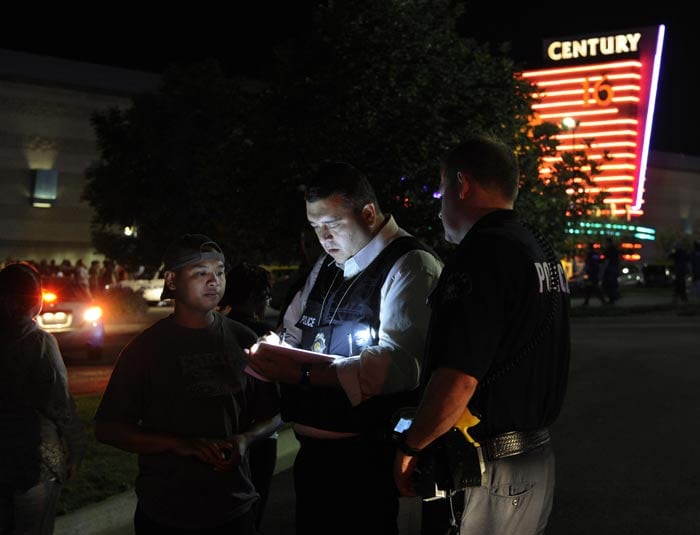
xmin=94 ymin=311 xmax=279 ymax=529
xmin=425 ymin=210 xmax=570 ymax=440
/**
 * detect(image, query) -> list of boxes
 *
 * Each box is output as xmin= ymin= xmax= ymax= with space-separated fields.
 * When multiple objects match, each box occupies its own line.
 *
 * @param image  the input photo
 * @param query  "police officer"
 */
xmin=247 ymin=162 xmax=443 ymax=535
xmin=393 ymin=135 xmax=571 ymax=534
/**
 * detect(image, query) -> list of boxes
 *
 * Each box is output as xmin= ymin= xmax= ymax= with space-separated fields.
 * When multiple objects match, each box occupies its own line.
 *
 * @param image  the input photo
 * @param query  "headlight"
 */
xmin=83 ymin=306 xmax=103 ymax=323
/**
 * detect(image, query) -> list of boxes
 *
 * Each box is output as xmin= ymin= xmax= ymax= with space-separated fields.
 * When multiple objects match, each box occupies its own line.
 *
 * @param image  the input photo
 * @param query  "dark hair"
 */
xmin=304 ymin=161 xmax=381 ymax=213
xmin=440 ymin=134 xmax=519 ymax=201
xmin=0 ymin=262 xmax=43 ymax=326
xmin=221 ymin=262 xmax=272 ymax=307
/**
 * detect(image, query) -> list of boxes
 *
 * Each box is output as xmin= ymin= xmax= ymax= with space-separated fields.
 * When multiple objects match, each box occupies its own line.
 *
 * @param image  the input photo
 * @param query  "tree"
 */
xmin=83 ymin=61 xmax=272 ymax=269
xmin=515 ymin=120 xmax=608 ymax=257
xmin=255 ymin=0 xmax=547 ymax=255
xmin=83 ymin=1 xmax=580 ymax=266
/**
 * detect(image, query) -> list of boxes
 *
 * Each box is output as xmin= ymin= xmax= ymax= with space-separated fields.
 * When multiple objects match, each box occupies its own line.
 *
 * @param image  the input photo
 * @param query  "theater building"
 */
xmin=0 ymin=49 xmax=159 ymax=265
xmin=521 ymin=25 xmax=699 ymax=264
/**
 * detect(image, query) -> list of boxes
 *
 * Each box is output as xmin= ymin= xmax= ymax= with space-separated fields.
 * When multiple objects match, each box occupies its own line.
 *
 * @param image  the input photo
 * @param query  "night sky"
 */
xmin=1 ymin=6 xmax=694 ymax=155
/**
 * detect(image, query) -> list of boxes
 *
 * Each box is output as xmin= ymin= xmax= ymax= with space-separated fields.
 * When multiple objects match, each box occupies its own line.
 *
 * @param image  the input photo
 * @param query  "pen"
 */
xmin=280 ymin=328 xmax=287 ymax=345
xmin=347 ymin=332 xmax=352 ymax=356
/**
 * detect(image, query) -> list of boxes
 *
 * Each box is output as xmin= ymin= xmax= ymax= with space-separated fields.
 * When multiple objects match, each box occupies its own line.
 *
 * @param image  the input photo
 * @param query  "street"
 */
xmin=547 ymin=315 xmax=700 ymax=534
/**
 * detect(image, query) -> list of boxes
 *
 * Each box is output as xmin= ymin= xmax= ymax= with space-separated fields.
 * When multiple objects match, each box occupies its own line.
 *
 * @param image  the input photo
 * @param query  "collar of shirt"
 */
xmin=339 ymin=214 xmax=404 ymax=279
xmin=458 ymin=209 xmax=516 ymax=249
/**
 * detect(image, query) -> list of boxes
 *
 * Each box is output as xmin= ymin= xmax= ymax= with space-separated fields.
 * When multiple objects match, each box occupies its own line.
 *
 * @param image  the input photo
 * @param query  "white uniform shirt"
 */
xmin=281 ymin=215 xmax=443 ymax=414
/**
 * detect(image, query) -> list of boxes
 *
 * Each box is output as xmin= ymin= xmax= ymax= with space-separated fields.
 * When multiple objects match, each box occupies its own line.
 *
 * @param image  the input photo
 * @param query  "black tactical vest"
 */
xmin=281 ymin=236 xmax=434 ymax=433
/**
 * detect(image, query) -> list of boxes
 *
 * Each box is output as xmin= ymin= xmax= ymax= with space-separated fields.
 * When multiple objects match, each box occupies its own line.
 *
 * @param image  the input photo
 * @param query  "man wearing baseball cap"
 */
xmin=95 ymin=233 xmax=281 ymax=534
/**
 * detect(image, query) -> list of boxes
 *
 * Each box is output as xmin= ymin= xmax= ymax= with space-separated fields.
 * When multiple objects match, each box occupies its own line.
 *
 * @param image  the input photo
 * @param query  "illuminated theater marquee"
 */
xmin=522 ymin=26 xmax=665 ymax=219
xmin=547 ymin=33 xmax=642 ymax=61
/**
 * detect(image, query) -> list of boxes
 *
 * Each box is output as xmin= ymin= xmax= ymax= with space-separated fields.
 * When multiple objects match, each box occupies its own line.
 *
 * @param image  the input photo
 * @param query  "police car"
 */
xmin=36 ymin=277 xmax=105 ymax=360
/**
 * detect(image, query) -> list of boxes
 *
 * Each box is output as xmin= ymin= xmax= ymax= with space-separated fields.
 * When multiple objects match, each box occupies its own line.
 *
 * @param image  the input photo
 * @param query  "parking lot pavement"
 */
xmin=569 ymin=286 xmax=681 ymax=308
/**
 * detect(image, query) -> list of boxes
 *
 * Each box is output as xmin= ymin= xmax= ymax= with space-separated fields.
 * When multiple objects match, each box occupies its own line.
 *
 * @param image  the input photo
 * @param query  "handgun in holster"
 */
xmin=415 ymin=406 xmax=485 ymax=498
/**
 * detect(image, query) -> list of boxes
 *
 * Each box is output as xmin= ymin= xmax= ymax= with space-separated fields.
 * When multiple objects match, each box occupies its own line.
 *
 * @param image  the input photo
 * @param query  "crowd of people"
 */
xmin=576 ymin=236 xmax=700 ymax=306
xmin=578 ymin=237 xmax=621 ymax=305
xmin=0 ymin=257 xmax=144 ymax=301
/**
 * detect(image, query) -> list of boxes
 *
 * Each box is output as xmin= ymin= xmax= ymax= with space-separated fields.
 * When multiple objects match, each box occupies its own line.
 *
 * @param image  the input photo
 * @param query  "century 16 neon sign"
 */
xmin=522 ymin=26 xmax=665 ymax=217
xmin=581 ymin=76 xmax=613 ymax=106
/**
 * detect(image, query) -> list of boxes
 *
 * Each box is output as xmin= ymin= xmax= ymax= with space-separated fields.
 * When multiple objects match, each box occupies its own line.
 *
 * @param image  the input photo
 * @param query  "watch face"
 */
xmin=393 ymin=417 xmax=413 ymax=434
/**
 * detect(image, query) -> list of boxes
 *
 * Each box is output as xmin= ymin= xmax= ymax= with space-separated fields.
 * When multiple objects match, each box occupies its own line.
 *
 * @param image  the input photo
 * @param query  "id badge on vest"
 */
xmin=311 ymin=326 xmax=331 ymax=354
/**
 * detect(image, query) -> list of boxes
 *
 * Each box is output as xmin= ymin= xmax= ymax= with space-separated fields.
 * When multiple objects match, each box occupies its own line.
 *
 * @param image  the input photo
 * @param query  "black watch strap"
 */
xmin=397 ymin=434 xmax=422 ymax=456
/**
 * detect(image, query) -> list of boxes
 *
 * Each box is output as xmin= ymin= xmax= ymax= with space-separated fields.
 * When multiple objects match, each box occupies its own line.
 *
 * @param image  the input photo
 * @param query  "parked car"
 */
xmin=641 ymin=264 xmax=672 ymax=287
xmin=37 ymin=277 xmax=105 ymax=359
xmin=109 ymin=268 xmax=169 ymax=306
xmin=618 ymin=262 xmax=644 ymax=287
xmin=567 ymin=261 xmax=644 ymax=296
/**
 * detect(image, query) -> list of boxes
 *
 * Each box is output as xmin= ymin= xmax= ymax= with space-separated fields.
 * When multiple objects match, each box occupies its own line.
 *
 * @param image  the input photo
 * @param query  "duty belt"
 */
xmin=480 ymin=428 xmax=550 ymax=461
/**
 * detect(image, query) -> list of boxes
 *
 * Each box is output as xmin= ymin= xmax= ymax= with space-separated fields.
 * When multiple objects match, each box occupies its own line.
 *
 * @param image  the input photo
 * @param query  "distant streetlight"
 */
xmin=561 ymin=117 xmax=580 ymax=151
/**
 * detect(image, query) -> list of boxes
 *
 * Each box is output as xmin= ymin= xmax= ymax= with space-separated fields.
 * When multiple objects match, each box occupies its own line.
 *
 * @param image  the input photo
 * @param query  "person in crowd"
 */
xmin=94 ymin=234 xmax=281 ymax=534
xmin=37 ymin=259 xmax=50 ymax=277
xmin=393 ymin=135 xmax=570 ymax=535
xmin=59 ymin=259 xmax=73 ymax=278
xmin=74 ymin=259 xmax=91 ymax=299
xmin=580 ymin=243 xmax=606 ymax=305
xmin=218 ymin=261 xmax=278 ymax=531
xmin=220 ymin=262 xmax=275 ymax=336
xmin=114 ymin=262 xmax=129 ymax=282
xmin=47 ymin=259 xmax=59 ymax=277
xmin=88 ymin=260 xmax=102 ymax=296
xmin=247 ymin=162 xmax=443 ymax=535
xmin=0 ymin=261 xmax=87 ymax=535
xmin=668 ymin=242 xmax=690 ymax=304
xmin=601 ymin=237 xmax=620 ymax=304
xmin=98 ymin=259 xmax=117 ymax=293
xmin=691 ymin=239 xmax=700 ymax=300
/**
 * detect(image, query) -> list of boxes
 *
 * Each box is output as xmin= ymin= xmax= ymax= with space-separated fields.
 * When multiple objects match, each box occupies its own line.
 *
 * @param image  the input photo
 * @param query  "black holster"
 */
xmin=415 ymin=428 xmax=482 ymax=498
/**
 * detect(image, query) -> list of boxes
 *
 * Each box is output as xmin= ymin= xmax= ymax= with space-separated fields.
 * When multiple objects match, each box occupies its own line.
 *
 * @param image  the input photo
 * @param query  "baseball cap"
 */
xmin=160 ymin=234 xmax=225 ymax=300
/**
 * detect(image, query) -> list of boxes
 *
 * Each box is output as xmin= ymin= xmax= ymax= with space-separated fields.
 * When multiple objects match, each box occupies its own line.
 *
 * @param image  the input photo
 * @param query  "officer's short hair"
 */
xmin=441 ymin=134 xmax=519 ymax=201
xmin=304 ymin=161 xmax=381 ymax=214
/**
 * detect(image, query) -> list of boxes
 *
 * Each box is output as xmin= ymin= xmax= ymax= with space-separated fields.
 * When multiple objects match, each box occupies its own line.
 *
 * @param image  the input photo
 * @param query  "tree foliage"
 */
xmin=83 ymin=0 xmax=597 ymax=267
xmin=260 ymin=0 xmax=545 ymax=256
xmin=83 ymin=61 xmax=267 ymax=269
xmin=514 ymin=121 xmax=608 ymax=257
